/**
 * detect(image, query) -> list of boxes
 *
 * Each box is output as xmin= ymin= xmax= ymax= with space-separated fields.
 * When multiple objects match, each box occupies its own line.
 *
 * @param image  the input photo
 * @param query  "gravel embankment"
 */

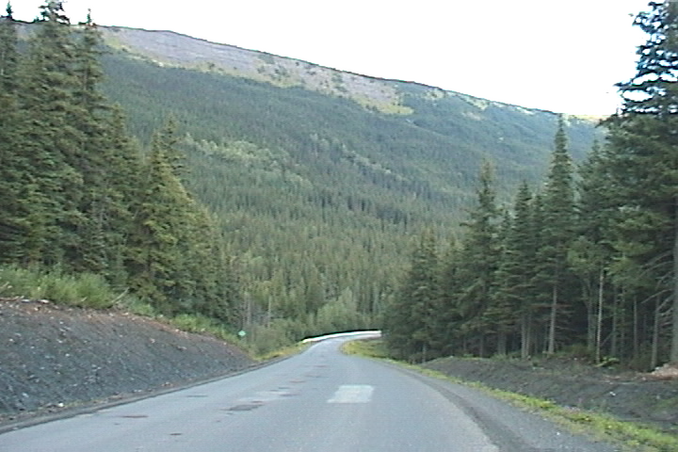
xmin=424 ymin=355 xmax=678 ymax=434
xmin=0 ymin=299 xmax=254 ymax=423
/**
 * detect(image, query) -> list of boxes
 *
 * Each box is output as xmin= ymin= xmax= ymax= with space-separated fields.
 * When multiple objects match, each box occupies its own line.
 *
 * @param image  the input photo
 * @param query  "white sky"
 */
xmin=9 ymin=0 xmax=653 ymax=115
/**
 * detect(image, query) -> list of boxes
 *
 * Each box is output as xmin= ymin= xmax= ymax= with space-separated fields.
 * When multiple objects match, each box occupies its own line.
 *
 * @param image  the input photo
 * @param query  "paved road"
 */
xmin=0 ymin=333 xmax=618 ymax=452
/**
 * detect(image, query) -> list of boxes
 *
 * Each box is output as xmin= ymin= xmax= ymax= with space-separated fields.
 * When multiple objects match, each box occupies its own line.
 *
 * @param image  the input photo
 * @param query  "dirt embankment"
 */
xmin=424 ymin=356 xmax=678 ymax=434
xmin=0 ymin=299 xmax=254 ymax=424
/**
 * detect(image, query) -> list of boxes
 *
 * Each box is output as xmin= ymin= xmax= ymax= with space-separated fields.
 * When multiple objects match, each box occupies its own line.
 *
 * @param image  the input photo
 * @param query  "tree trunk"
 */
xmin=611 ymin=288 xmax=620 ymax=357
xmin=497 ymin=331 xmax=507 ymax=356
xmin=595 ymin=268 xmax=605 ymax=364
xmin=633 ymin=297 xmax=639 ymax=361
xmin=652 ymin=298 xmax=660 ymax=370
xmin=520 ymin=312 xmax=531 ymax=359
xmin=548 ymin=282 xmax=558 ymax=355
xmin=587 ymin=293 xmax=595 ymax=355
xmin=671 ymin=196 xmax=678 ymax=363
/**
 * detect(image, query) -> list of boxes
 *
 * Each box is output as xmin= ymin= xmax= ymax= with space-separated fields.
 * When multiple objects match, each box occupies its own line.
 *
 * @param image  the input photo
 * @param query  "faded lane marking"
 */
xmin=327 ymin=385 xmax=374 ymax=403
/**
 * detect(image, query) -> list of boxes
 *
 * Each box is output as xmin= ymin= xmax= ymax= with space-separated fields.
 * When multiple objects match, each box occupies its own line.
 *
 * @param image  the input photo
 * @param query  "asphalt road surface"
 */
xmin=0 ymin=332 xmax=618 ymax=452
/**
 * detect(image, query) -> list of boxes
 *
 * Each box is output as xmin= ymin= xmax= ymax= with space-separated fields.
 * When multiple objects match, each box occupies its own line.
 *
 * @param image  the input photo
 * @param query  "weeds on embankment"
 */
xmin=343 ymin=339 xmax=678 ymax=452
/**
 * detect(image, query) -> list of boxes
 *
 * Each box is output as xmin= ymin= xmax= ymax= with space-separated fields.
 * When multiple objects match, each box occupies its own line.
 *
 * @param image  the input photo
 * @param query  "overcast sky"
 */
xmin=9 ymin=0 xmax=653 ymax=115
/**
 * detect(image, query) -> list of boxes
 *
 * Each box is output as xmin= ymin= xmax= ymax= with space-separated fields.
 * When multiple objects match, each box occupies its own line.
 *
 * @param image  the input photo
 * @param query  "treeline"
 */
xmin=91 ymin=18 xmax=597 ymax=349
xmin=385 ymin=1 xmax=678 ymax=368
xmin=0 ymin=2 xmax=238 ymax=322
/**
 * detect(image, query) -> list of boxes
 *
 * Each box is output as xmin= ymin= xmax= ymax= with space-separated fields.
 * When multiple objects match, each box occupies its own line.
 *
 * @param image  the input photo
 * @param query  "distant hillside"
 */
xmin=99 ymin=26 xmax=599 ymax=192
xmin=90 ymin=26 xmax=602 ymax=336
xmin=11 ymin=21 xmax=603 ymax=338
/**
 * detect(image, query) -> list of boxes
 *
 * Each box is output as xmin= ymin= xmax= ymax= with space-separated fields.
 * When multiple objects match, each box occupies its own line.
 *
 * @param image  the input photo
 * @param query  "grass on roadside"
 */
xmin=0 ymin=265 xmax=130 ymax=309
xmin=344 ymin=338 xmax=678 ymax=452
xmin=341 ymin=338 xmax=390 ymax=358
xmin=168 ymin=314 xmax=241 ymax=343
xmin=255 ymin=342 xmax=309 ymax=361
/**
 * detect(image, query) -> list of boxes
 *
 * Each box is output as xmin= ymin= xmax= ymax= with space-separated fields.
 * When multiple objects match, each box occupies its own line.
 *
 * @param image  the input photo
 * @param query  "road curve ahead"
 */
xmin=1 ymin=333 xmax=617 ymax=452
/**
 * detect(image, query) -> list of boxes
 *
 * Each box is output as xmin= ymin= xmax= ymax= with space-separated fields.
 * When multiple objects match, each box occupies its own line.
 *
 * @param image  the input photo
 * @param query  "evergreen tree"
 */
xmin=66 ymin=12 xmax=127 ymax=273
xmin=126 ymin=121 xmax=192 ymax=313
xmin=17 ymin=0 xmax=85 ymax=265
xmin=436 ymin=236 xmax=463 ymax=356
xmin=92 ymin=106 xmax=143 ymax=285
xmin=0 ymin=8 xmax=26 ymax=262
xmin=384 ymin=231 xmax=439 ymax=361
xmin=0 ymin=3 xmax=17 ymax=89
xmin=539 ymin=117 xmax=576 ymax=354
xmin=570 ymin=142 xmax=619 ymax=361
xmin=486 ymin=209 xmax=517 ymax=355
xmin=605 ymin=0 xmax=678 ymax=363
xmin=493 ymin=181 xmax=538 ymax=358
xmin=455 ymin=161 xmax=500 ymax=356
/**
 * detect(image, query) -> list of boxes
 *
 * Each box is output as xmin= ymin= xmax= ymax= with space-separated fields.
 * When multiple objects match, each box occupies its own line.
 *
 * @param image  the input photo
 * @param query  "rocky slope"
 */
xmin=0 ymin=299 xmax=253 ymax=424
xmin=424 ymin=356 xmax=678 ymax=435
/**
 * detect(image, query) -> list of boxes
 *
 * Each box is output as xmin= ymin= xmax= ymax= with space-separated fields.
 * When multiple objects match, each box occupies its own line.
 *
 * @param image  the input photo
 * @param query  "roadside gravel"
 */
xmin=0 ymin=299 xmax=254 ymax=425
xmin=424 ymin=355 xmax=678 ymax=435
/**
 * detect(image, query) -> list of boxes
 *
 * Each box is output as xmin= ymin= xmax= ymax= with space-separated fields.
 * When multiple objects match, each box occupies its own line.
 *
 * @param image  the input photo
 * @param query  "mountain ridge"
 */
xmin=98 ymin=25 xmax=602 ymax=121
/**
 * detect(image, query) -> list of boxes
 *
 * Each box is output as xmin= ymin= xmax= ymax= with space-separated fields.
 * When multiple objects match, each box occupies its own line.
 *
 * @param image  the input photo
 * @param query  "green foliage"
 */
xmin=3 ymin=9 xmax=610 ymax=352
xmin=602 ymin=0 xmax=678 ymax=364
xmin=2 ymin=7 xmax=242 ymax=334
xmin=0 ymin=265 xmax=126 ymax=308
xmin=246 ymin=319 xmax=301 ymax=357
xmin=342 ymin=338 xmax=389 ymax=359
xmin=168 ymin=314 xmax=239 ymax=343
xmin=385 ymin=95 xmax=675 ymax=366
xmin=383 ymin=230 xmax=441 ymax=361
xmin=538 ymin=116 xmax=577 ymax=355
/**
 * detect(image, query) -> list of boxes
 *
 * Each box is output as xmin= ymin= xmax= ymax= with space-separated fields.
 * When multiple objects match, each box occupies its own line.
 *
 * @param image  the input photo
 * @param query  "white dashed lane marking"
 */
xmin=327 ymin=385 xmax=374 ymax=404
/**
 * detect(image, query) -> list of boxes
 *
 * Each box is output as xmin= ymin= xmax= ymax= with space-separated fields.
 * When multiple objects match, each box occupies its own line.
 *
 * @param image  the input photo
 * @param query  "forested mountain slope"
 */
xmin=93 ymin=26 xmax=600 ymax=342
xmin=99 ymin=26 xmax=598 ymax=194
xmin=6 ymin=18 xmax=600 ymax=349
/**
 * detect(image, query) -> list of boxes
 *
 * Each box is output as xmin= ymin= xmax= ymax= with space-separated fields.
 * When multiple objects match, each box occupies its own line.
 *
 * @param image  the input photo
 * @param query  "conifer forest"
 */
xmin=0 ymin=1 xmax=676 ymax=365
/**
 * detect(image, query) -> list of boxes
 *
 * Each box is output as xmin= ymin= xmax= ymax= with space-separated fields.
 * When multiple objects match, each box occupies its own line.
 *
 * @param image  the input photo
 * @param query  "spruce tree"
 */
xmin=437 ymin=236 xmax=464 ymax=356
xmin=539 ymin=117 xmax=576 ymax=354
xmin=455 ymin=161 xmax=500 ymax=356
xmin=0 ymin=9 xmax=28 ymax=262
xmin=493 ymin=181 xmax=538 ymax=358
xmin=486 ymin=209 xmax=517 ymax=355
xmin=66 ymin=12 xmax=123 ymax=273
xmin=17 ymin=0 xmax=85 ymax=265
xmin=0 ymin=3 xmax=17 ymax=89
xmin=126 ymin=121 xmax=190 ymax=312
xmin=605 ymin=0 xmax=678 ymax=363
xmin=384 ymin=231 xmax=439 ymax=360
xmin=570 ymin=142 xmax=620 ymax=360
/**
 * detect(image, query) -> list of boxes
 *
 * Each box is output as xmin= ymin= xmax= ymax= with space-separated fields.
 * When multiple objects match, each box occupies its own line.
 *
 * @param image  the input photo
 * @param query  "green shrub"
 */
xmin=168 ymin=314 xmax=240 ymax=344
xmin=0 ymin=265 xmax=122 ymax=309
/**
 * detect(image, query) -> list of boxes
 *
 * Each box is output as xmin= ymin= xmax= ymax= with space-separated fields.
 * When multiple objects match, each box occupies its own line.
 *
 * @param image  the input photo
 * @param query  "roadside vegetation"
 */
xmin=383 ymin=1 xmax=678 ymax=370
xmin=345 ymin=339 xmax=678 ymax=452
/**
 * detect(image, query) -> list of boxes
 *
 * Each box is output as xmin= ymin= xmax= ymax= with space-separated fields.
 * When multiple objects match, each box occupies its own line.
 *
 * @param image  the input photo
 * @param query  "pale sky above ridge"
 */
xmin=9 ymin=0 xmax=653 ymax=115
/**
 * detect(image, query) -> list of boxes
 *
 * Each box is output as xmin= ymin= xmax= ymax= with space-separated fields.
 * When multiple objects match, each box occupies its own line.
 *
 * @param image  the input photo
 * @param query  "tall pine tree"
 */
xmin=539 ymin=117 xmax=576 ymax=355
xmin=17 ymin=0 xmax=85 ymax=265
xmin=455 ymin=161 xmax=500 ymax=356
xmin=0 ymin=6 xmax=27 ymax=262
xmin=384 ymin=230 xmax=439 ymax=361
xmin=605 ymin=0 xmax=678 ymax=363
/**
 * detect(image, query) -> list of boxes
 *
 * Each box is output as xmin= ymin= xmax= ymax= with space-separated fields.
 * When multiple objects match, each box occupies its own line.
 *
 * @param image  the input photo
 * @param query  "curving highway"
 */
xmin=0 ymin=332 xmax=618 ymax=452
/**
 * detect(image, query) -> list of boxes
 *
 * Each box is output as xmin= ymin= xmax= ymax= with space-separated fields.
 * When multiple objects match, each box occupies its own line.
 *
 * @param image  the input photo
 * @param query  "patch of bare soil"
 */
xmin=0 ymin=299 xmax=254 ymax=425
xmin=423 ymin=356 xmax=678 ymax=434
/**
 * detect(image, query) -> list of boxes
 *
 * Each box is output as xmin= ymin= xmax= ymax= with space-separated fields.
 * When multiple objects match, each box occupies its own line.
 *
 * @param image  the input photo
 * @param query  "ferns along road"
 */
xmin=0 ymin=333 xmax=617 ymax=452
